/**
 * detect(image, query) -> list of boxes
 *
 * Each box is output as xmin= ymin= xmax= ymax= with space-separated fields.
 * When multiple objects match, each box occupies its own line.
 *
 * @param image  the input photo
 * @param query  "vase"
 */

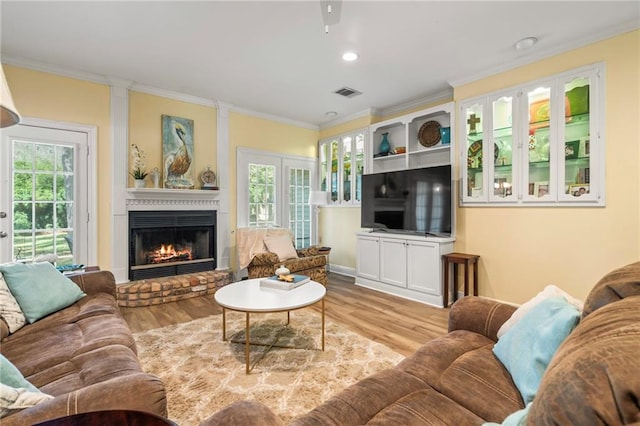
xmin=150 ymin=167 xmax=161 ymax=188
xmin=379 ymin=132 xmax=391 ymax=154
xmin=134 ymin=179 xmax=145 ymax=188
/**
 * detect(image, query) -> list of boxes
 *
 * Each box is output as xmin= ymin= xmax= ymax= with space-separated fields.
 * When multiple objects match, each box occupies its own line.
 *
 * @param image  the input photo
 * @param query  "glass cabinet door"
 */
xmin=342 ymin=136 xmax=352 ymax=202
xmin=355 ymin=133 xmax=364 ymax=202
xmin=330 ymin=139 xmax=339 ymax=202
xmin=525 ymin=85 xmax=553 ymax=200
xmin=459 ymin=64 xmax=603 ymax=207
xmin=490 ymin=95 xmax=516 ymax=201
xmin=559 ymin=74 xmax=595 ymax=202
xmin=319 ymin=143 xmax=328 ymax=192
xmin=463 ymin=102 xmax=486 ymax=201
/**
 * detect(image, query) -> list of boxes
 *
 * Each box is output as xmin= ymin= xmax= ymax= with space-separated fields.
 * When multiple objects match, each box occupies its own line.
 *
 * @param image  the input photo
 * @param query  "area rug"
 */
xmin=134 ymin=311 xmax=404 ymax=425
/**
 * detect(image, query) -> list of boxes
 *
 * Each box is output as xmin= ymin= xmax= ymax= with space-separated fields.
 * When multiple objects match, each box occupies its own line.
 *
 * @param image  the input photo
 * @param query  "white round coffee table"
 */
xmin=214 ymin=278 xmax=326 ymax=374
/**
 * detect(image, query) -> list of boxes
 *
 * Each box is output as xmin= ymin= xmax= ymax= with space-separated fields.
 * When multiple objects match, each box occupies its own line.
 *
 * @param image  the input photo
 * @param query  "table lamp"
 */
xmin=308 ymin=190 xmax=329 ymax=245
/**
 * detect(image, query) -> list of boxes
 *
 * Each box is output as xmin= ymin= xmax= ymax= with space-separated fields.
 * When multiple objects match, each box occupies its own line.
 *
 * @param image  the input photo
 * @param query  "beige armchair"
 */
xmin=247 ymin=246 xmax=327 ymax=286
xmin=237 ymin=227 xmax=327 ymax=286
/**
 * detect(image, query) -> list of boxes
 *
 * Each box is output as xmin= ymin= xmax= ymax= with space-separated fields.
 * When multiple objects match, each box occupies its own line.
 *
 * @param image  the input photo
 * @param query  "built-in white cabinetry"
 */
xmin=367 ymin=102 xmax=455 ymax=174
xmin=459 ymin=63 xmax=604 ymax=206
xmin=356 ymin=232 xmax=454 ymax=307
xmin=355 ymin=234 xmax=380 ymax=281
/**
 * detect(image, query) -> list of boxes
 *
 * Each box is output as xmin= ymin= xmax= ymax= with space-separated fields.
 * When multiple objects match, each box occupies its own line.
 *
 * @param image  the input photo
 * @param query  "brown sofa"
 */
xmin=203 ymin=261 xmax=640 ymax=425
xmin=0 ymin=270 xmax=167 ymax=425
xmin=247 ymin=246 xmax=327 ymax=286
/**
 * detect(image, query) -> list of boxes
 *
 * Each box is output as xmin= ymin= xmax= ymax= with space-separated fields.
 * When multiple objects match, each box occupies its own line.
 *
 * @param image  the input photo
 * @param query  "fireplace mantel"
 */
xmin=126 ymin=188 xmax=220 ymax=211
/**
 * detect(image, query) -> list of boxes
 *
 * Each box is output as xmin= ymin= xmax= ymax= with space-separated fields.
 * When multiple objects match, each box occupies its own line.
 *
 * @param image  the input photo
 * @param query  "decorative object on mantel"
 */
xmin=379 ymin=132 xmax=391 ymax=155
xmin=130 ymin=144 xmax=148 ymax=188
xmin=200 ymin=166 xmax=218 ymax=190
xmin=162 ymin=115 xmax=195 ymax=189
xmin=150 ymin=167 xmax=161 ymax=188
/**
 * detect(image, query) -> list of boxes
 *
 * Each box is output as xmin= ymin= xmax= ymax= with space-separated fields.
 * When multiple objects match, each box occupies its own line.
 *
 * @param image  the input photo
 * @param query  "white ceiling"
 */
xmin=1 ymin=1 xmax=638 ymax=128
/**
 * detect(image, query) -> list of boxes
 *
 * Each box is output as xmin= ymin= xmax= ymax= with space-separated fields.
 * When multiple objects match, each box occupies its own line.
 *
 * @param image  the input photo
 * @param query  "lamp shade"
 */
xmin=1 ymin=64 xmax=21 ymax=128
xmin=309 ymin=190 xmax=329 ymax=205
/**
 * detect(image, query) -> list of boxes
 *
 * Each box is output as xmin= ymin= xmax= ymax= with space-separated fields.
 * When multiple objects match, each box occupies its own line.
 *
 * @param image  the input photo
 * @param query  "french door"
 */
xmin=237 ymin=148 xmax=316 ymax=249
xmin=0 ymin=120 xmax=95 ymax=266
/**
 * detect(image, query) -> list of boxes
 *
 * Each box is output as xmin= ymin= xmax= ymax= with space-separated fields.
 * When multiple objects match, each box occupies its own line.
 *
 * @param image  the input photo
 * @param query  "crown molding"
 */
xmin=319 ymin=107 xmax=381 ymax=131
xmin=1 ymin=55 xmax=110 ymax=85
xmin=449 ymin=21 xmax=639 ymax=88
xmin=378 ymin=90 xmax=453 ymax=118
xmin=231 ymin=105 xmax=319 ymax=131
xmin=130 ymin=84 xmax=217 ymax=108
xmin=1 ymin=54 xmax=319 ymax=129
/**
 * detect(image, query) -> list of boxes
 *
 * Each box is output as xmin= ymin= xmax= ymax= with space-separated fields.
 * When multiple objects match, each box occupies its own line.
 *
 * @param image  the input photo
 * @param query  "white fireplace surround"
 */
xmin=108 ymin=82 xmax=232 ymax=284
xmin=109 ymin=188 xmax=226 ymax=283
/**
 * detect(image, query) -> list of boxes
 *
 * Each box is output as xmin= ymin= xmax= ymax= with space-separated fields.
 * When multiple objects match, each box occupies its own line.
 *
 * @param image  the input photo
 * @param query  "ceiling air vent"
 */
xmin=334 ymin=87 xmax=362 ymax=98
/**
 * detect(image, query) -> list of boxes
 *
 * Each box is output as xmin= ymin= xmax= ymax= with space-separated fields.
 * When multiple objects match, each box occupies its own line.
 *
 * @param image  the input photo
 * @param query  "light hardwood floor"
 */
xmin=121 ymin=273 xmax=450 ymax=357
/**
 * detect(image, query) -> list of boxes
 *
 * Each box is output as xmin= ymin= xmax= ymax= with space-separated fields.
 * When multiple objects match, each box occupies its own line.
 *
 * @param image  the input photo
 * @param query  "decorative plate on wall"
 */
xmin=418 ymin=121 xmax=442 ymax=147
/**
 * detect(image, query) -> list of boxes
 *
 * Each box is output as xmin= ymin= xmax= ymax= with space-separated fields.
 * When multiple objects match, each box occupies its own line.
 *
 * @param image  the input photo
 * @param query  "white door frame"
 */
xmin=0 ymin=117 xmax=97 ymax=265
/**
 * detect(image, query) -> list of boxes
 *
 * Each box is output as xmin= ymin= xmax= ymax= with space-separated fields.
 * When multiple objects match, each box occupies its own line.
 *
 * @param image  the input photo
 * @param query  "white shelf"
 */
xmin=126 ymin=187 xmax=220 ymax=200
xmin=367 ymin=102 xmax=454 ymax=174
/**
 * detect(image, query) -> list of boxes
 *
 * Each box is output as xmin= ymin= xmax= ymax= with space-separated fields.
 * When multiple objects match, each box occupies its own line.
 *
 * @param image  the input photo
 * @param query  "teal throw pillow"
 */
xmin=0 ymin=354 xmax=37 ymax=392
xmin=0 ymin=355 xmax=53 ymax=417
xmin=493 ymin=296 xmax=580 ymax=404
xmin=0 ymin=262 xmax=86 ymax=323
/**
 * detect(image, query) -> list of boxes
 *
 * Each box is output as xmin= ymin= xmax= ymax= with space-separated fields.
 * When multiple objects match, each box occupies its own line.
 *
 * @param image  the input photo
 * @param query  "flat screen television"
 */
xmin=361 ymin=165 xmax=452 ymax=237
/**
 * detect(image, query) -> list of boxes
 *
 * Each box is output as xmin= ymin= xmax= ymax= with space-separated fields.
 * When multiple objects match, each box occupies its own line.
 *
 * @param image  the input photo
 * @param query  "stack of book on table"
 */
xmin=260 ymin=274 xmax=310 ymax=290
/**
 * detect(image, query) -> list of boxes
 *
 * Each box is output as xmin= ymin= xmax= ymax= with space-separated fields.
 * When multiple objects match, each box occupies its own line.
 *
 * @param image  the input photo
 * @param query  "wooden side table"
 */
xmin=442 ymin=253 xmax=480 ymax=308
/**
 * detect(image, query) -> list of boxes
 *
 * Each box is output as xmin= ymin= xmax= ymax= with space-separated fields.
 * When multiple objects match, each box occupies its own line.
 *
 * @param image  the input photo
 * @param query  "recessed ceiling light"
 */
xmin=342 ymin=51 xmax=358 ymax=62
xmin=514 ymin=37 xmax=538 ymax=51
xmin=325 ymin=111 xmax=338 ymax=118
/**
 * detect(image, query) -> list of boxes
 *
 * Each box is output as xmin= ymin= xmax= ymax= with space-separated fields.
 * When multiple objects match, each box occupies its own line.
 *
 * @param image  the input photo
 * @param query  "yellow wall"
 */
xmin=129 ymin=91 xmax=217 ymax=188
xmin=454 ymin=30 xmax=640 ymax=303
xmin=3 ymin=65 xmax=112 ymax=267
xmin=319 ymin=116 xmax=372 ymax=139
xmin=228 ymin=112 xmax=319 ymax=269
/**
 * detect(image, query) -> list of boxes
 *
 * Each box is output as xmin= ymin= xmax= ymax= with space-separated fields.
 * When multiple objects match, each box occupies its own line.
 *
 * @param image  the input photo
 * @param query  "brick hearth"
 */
xmin=117 ymin=270 xmax=233 ymax=307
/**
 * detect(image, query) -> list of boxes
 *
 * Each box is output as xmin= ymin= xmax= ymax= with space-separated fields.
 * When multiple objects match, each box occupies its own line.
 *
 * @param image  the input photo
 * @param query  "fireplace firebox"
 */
xmin=128 ymin=210 xmax=216 ymax=280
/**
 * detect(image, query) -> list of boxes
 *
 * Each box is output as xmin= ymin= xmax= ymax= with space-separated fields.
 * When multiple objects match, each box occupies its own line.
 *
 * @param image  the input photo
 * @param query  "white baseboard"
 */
xmin=328 ymin=264 xmax=355 ymax=277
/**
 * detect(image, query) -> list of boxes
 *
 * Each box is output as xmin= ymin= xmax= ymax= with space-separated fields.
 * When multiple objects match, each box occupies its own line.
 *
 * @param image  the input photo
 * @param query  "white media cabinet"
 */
xmin=355 ymin=231 xmax=454 ymax=307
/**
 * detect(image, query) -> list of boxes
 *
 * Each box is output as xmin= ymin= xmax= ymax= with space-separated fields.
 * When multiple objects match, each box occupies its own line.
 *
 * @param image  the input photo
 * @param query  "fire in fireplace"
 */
xmin=147 ymin=244 xmax=193 ymax=264
xmin=128 ymin=210 xmax=216 ymax=280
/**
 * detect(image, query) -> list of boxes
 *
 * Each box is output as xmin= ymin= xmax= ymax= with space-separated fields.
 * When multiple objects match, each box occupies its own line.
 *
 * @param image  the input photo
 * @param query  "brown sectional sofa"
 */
xmin=204 ymin=261 xmax=640 ymax=425
xmin=0 ymin=270 xmax=166 ymax=425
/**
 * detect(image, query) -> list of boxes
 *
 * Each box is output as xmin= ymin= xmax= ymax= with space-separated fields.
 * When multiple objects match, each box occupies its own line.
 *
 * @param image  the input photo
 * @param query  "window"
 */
xmin=248 ymin=164 xmax=276 ymax=227
xmin=12 ymin=141 xmax=75 ymax=263
xmin=288 ymin=167 xmax=311 ymax=248
xmin=319 ymin=129 xmax=366 ymax=205
xmin=237 ymin=148 xmax=316 ymax=250
xmin=0 ymin=120 xmax=96 ymax=266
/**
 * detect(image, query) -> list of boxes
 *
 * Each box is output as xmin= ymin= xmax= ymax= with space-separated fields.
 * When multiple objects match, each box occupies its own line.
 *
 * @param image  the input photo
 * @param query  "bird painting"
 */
xmin=162 ymin=115 xmax=195 ymax=189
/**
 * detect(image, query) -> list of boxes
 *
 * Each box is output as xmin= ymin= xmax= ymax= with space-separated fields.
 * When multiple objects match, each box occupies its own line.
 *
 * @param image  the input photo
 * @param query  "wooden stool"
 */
xmin=442 ymin=253 xmax=480 ymax=307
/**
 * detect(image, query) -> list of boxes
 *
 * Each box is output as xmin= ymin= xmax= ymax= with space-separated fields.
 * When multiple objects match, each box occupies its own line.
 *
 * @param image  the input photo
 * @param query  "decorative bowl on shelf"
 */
xmin=393 ymin=146 xmax=406 ymax=154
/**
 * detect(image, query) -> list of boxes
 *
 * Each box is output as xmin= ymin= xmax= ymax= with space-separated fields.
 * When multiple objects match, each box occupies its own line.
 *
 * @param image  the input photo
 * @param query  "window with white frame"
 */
xmin=318 ymin=129 xmax=366 ymax=205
